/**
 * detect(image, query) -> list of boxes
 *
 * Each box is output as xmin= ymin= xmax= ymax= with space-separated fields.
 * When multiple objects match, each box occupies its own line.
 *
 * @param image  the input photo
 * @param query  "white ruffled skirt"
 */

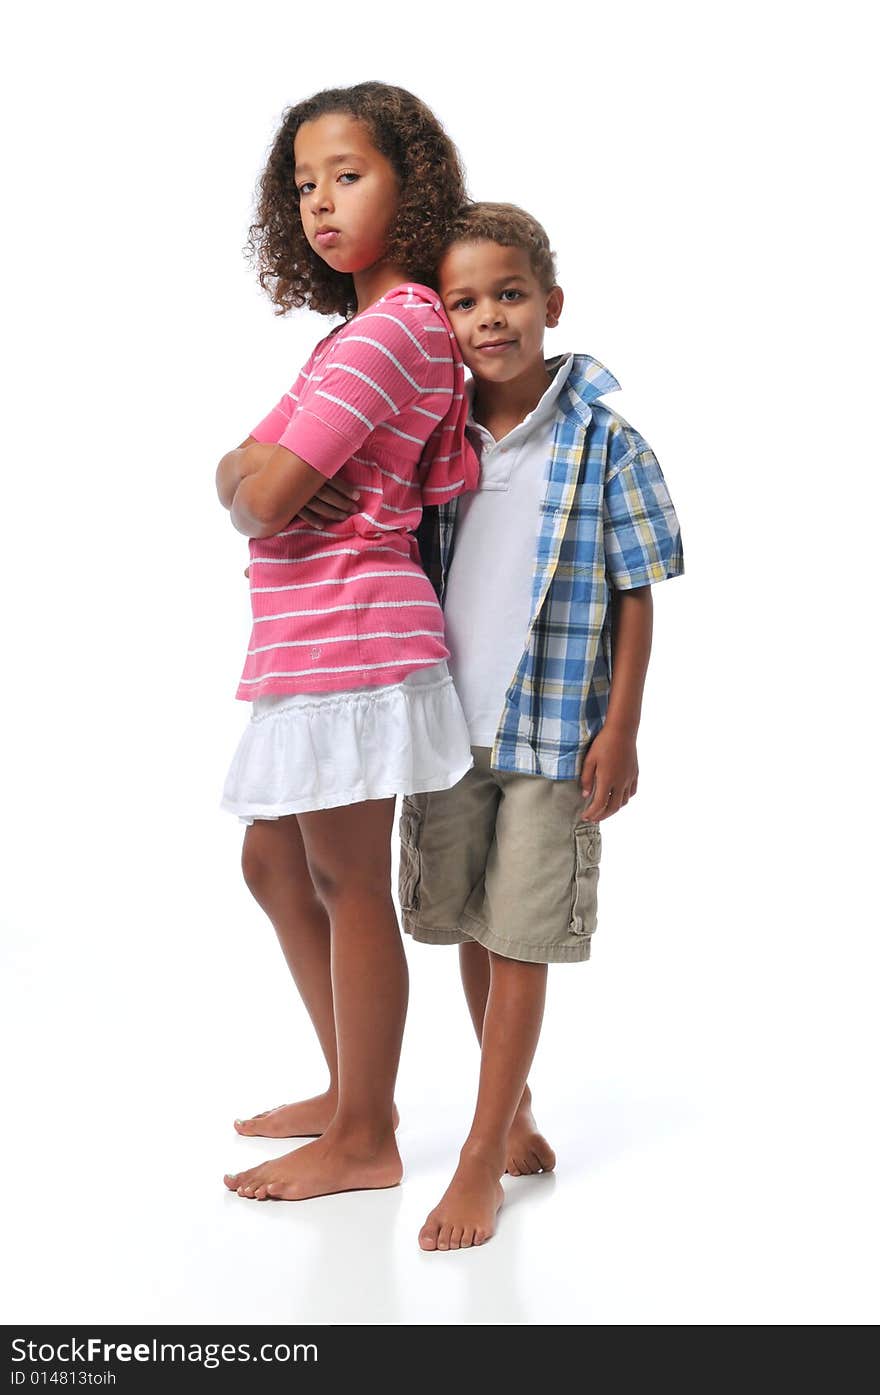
xmin=221 ymin=660 xmax=473 ymax=821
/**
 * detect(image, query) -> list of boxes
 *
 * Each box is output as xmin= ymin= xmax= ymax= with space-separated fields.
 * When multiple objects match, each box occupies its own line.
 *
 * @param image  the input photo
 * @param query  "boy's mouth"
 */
xmin=474 ymin=339 xmax=517 ymax=355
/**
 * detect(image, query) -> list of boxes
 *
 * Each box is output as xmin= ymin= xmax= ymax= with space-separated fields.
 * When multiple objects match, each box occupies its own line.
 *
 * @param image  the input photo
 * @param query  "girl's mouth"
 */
xmin=316 ymin=229 xmax=341 ymax=248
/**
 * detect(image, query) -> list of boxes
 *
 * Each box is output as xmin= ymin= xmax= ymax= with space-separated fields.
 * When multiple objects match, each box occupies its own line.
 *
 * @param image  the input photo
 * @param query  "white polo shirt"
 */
xmin=444 ymin=354 xmax=575 ymax=747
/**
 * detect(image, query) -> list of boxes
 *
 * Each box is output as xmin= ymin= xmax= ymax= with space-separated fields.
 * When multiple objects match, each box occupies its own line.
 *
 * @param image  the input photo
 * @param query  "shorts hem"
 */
xmin=404 ymin=912 xmax=593 ymax=964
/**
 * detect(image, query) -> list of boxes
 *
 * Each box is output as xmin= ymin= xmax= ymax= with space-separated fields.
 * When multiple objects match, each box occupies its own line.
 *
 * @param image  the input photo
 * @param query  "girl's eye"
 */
xmin=338 ymin=171 xmax=359 ymax=184
xmin=298 ymin=182 xmax=315 ymax=197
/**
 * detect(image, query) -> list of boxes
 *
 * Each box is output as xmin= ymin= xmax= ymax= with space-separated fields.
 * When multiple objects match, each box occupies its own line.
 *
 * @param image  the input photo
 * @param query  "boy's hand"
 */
xmin=297 ymin=478 xmax=361 ymax=526
xmin=579 ymin=725 xmax=639 ymax=821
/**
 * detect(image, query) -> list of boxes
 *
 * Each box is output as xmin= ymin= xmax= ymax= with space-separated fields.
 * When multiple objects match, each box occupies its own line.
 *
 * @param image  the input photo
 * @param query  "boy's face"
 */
xmin=438 ymin=241 xmax=563 ymax=385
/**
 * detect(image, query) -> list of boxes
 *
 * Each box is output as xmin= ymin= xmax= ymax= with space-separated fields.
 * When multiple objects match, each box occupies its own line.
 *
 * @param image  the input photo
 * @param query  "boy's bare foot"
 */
xmin=418 ymin=1150 xmax=504 ymax=1251
xmin=223 ymin=1126 xmax=402 ymax=1202
xmin=233 ymin=1094 xmax=399 ymax=1138
xmin=506 ymin=1100 xmax=556 ymax=1176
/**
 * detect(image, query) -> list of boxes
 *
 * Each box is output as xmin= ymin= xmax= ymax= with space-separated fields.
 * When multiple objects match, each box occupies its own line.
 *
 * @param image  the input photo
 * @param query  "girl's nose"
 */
xmin=310 ymin=185 xmax=334 ymax=216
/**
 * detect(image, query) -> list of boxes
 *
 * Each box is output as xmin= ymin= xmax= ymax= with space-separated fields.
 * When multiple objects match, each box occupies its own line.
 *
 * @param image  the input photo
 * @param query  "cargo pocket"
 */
xmin=398 ymin=796 xmax=423 ymax=914
xmin=570 ymin=821 xmax=602 ymax=936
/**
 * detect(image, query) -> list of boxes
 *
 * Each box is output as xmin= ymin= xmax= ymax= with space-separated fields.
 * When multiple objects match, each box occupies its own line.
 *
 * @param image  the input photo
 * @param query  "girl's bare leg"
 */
xmin=459 ymin=941 xmax=556 ymax=1175
xmin=419 ymin=951 xmax=549 ymax=1250
xmin=233 ymin=816 xmax=339 ymax=1137
xmin=224 ymin=797 xmax=405 ymax=1201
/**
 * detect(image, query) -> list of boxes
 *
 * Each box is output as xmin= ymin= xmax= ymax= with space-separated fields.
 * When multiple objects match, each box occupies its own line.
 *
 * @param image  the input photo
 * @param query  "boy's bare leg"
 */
xmin=420 ymin=952 xmax=547 ymax=1250
xmin=224 ymin=797 xmax=405 ymax=1201
xmin=233 ymin=816 xmax=398 ymax=1138
xmin=459 ymin=942 xmax=556 ymax=1175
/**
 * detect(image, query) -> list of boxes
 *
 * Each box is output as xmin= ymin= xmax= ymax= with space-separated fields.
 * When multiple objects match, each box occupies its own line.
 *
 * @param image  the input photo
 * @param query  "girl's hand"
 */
xmin=297 ymin=478 xmax=361 ymax=526
xmin=579 ymin=725 xmax=639 ymax=821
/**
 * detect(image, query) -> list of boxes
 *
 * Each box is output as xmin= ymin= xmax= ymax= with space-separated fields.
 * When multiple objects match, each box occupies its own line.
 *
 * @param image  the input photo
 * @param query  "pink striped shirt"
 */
xmin=237 ymin=283 xmax=479 ymax=700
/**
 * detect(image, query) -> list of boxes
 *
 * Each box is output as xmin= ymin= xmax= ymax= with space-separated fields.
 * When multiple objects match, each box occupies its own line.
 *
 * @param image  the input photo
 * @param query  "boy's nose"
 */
xmin=478 ymin=302 xmax=506 ymax=329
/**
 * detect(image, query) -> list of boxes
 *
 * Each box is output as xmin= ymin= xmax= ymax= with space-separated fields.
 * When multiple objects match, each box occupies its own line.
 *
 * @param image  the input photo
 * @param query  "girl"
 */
xmin=217 ymin=83 xmax=478 ymax=1203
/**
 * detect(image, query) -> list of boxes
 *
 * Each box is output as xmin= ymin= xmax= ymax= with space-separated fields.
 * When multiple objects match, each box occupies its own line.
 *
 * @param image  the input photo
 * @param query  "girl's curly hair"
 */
xmin=247 ymin=83 xmax=467 ymax=320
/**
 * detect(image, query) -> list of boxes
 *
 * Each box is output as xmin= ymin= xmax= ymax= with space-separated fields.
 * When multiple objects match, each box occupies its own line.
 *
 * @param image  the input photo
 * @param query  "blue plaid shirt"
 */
xmin=416 ymin=354 xmax=684 ymax=779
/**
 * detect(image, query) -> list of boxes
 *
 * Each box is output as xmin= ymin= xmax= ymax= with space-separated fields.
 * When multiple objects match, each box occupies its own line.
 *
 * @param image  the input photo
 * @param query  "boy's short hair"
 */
xmin=444 ymin=202 xmax=557 ymax=291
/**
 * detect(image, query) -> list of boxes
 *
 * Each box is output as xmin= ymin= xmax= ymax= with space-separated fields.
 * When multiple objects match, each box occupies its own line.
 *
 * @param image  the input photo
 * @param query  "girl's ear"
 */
xmin=545 ymin=284 xmax=564 ymax=328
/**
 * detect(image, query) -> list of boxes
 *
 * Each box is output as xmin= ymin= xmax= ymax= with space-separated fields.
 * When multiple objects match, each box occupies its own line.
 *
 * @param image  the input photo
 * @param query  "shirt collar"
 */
xmin=465 ymin=353 xmax=576 ymax=442
xmin=560 ymin=354 xmax=621 ymax=423
xmin=465 ymin=352 xmax=619 ymax=437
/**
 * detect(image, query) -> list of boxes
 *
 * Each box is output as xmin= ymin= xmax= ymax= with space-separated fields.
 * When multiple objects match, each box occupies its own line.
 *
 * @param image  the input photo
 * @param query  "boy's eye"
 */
xmin=451 ymin=297 xmax=475 ymax=311
xmin=500 ymin=289 xmax=523 ymax=301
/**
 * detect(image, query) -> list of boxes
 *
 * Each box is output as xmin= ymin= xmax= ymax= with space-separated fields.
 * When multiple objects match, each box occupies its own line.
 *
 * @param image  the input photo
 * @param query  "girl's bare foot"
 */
xmin=418 ymin=1150 xmax=505 ymax=1251
xmin=223 ymin=1125 xmax=402 ymax=1202
xmin=506 ymin=1100 xmax=556 ymax=1176
xmin=233 ymin=1094 xmax=399 ymax=1138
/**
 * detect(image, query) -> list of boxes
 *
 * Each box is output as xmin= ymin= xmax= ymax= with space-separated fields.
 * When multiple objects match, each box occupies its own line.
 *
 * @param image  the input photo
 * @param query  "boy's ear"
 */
xmin=545 ymin=284 xmax=564 ymax=328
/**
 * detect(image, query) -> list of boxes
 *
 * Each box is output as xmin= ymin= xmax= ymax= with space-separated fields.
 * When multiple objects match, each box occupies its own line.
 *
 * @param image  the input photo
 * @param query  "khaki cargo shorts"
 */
xmin=399 ymin=747 xmax=601 ymax=965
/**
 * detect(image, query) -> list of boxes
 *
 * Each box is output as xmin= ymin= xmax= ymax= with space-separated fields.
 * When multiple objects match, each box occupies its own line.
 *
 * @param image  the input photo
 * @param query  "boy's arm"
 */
xmin=579 ymin=586 xmax=653 ymax=821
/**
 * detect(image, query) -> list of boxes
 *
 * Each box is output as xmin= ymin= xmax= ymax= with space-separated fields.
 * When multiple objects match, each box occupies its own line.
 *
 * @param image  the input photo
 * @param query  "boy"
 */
xmin=402 ymin=203 xmax=684 ymax=1250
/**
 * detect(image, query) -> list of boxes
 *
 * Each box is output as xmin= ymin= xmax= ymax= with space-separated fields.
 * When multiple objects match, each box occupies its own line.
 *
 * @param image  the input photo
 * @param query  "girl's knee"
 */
xmin=241 ymin=835 xmax=315 ymax=909
xmin=309 ymin=862 xmax=391 ymax=911
xmin=240 ymin=839 xmax=275 ymax=901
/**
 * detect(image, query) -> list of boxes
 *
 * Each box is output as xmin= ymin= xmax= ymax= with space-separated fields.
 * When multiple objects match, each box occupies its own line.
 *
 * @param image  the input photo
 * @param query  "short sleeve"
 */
xmin=603 ymin=438 xmax=684 ymax=589
xmin=276 ymin=313 xmax=428 ymax=479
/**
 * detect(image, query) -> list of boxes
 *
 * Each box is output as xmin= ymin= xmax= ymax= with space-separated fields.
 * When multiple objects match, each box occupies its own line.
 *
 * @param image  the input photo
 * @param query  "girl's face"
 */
xmin=294 ymin=113 xmax=400 ymax=276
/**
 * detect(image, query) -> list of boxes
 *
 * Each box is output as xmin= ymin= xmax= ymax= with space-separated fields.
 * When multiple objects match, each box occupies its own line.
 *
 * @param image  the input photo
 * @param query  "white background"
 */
xmin=2 ymin=0 xmax=877 ymax=1325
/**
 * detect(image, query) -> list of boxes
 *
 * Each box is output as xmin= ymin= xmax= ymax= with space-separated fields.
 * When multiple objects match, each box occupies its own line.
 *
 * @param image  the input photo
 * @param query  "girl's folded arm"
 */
xmin=216 ymin=436 xmax=258 ymax=509
xmin=230 ymin=444 xmax=329 ymax=538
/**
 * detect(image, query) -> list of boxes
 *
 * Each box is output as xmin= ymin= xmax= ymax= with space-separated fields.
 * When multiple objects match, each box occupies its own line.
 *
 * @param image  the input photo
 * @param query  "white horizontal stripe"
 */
xmin=251 ymin=546 xmax=364 ymax=566
xmin=376 ymin=501 xmax=418 ymax=515
xmin=324 ymin=360 xmax=399 ymax=413
xmin=275 ymin=525 xmax=338 ymax=539
xmin=374 ymin=463 xmax=419 ymax=490
xmin=423 ymin=479 xmax=465 ymax=493
xmin=338 ymin=333 xmax=421 ymax=389
xmin=354 ymin=312 xmax=429 ymax=360
xmin=248 ymin=629 xmax=443 ymax=655
xmin=376 ymin=422 xmax=425 ymax=446
xmin=253 ymin=600 xmax=438 ymax=624
xmin=410 ymin=405 xmax=444 ymax=421
xmin=240 ymin=658 xmax=442 ymax=682
xmin=251 ymin=568 xmax=414 ymax=594
xmin=357 ymin=511 xmax=404 ymax=531
xmin=249 ymin=543 xmax=413 ymax=566
xmin=356 ymin=313 xmax=454 ymax=364
xmin=315 ymin=391 xmax=373 ymax=431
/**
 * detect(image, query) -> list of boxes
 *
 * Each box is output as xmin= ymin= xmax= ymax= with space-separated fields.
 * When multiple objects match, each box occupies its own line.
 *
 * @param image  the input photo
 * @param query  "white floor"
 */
xmin=3 ymin=786 xmax=877 ymax=1326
